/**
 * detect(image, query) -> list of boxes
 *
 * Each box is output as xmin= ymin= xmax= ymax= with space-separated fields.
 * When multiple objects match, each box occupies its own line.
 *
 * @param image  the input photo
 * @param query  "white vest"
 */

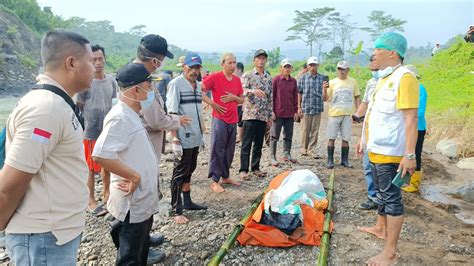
xmin=366 ymin=66 xmax=416 ymax=156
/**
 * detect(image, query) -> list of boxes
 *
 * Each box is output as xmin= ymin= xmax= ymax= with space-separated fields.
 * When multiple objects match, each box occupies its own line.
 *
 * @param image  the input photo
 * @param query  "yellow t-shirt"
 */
xmin=327 ymin=77 xmax=361 ymax=116
xmin=367 ymin=73 xmax=419 ymax=164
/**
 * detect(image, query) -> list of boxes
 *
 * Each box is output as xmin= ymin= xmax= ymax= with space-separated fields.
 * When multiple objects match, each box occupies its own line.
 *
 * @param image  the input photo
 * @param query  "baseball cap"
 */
xmin=280 ymin=58 xmax=293 ymax=67
xmin=116 ymin=63 xmax=151 ymax=88
xmin=307 ymin=57 xmax=319 ymax=65
xmin=254 ymin=49 xmax=268 ymax=58
xmin=374 ymin=32 xmax=407 ymax=59
xmin=337 ymin=61 xmax=350 ymax=69
xmin=183 ymin=54 xmax=203 ymax=67
xmin=140 ymin=34 xmax=174 ymax=59
xmin=176 ymin=55 xmax=185 ymax=67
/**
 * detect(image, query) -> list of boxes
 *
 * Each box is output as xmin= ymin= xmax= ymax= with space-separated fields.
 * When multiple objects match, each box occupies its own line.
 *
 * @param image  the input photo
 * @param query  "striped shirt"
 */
xmin=297 ymin=72 xmax=327 ymax=115
xmin=166 ymin=74 xmax=204 ymax=149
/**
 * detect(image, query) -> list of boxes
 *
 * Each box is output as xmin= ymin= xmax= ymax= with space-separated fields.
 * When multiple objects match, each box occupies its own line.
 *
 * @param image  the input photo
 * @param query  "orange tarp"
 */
xmin=237 ymin=171 xmax=333 ymax=247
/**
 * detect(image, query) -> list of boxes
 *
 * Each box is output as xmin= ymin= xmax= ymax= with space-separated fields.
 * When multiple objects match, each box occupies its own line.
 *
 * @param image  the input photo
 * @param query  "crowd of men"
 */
xmin=0 ymin=29 xmax=426 ymax=265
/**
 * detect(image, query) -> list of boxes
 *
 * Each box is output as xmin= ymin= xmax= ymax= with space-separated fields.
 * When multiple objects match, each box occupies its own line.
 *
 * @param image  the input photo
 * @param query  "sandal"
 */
xmin=253 ymin=170 xmax=267 ymax=177
xmin=88 ymin=204 xmax=108 ymax=217
xmin=240 ymin=172 xmax=251 ymax=181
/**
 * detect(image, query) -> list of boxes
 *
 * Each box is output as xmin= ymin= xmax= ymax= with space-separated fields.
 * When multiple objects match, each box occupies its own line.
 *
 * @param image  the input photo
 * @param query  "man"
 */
xmin=0 ymin=29 xmax=94 ymax=265
xmin=358 ymin=32 xmax=419 ymax=265
xmin=76 ymin=44 xmax=117 ymax=216
xmin=167 ymin=53 xmax=207 ymax=224
xmin=297 ymin=57 xmax=329 ymax=158
xmin=355 ymin=56 xmax=379 ymax=210
xmin=202 ymin=52 xmax=244 ymax=193
xmin=135 ymin=34 xmax=190 ymax=263
xmin=431 ymin=43 xmax=441 ymax=56
xmin=93 ymin=63 xmax=158 ymax=265
xmin=324 ymin=61 xmax=361 ymax=169
xmin=239 ymin=49 xmax=273 ymax=180
xmin=464 ymin=25 xmax=474 ymax=43
xmin=270 ymin=58 xmax=298 ymax=166
xmin=235 ymin=62 xmax=245 ymax=143
xmin=155 ymin=70 xmax=173 ymax=114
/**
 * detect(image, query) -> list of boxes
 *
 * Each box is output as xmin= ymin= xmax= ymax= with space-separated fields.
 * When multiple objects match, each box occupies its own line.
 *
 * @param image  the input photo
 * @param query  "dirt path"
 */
xmin=70 ymin=107 xmax=474 ymax=265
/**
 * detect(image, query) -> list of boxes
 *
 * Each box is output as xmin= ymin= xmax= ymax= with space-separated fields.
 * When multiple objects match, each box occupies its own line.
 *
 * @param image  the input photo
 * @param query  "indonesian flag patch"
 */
xmin=31 ymin=128 xmax=52 ymax=144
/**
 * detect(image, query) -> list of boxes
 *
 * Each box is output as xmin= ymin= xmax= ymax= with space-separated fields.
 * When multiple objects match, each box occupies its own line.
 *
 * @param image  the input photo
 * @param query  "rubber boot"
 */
xmin=327 ymin=146 xmax=335 ymax=169
xmin=402 ymin=171 xmax=421 ymax=193
xmin=270 ymin=141 xmax=279 ymax=166
xmin=183 ymin=190 xmax=208 ymax=210
xmin=282 ymin=139 xmax=296 ymax=163
xmin=341 ymin=146 xmax=353 ymax=168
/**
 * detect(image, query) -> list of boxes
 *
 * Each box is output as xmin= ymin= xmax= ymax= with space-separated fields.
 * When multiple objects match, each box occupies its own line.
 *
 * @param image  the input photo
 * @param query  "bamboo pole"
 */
xmin=207 ymin=192 xmax=265 ymax=266
xmin=317 ymin=170 xmax=335 ymax=266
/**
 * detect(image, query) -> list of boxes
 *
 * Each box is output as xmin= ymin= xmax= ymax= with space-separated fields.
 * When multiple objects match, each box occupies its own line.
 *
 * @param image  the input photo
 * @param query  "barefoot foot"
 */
xmin=173 ymin=215 xmax=189 ymax=224
xmin=358 ymin=226 xmax=386 ymax=239
xmin=366 ymin=251 xmax=398 ymax=266
xmin=211 ymin=182 xmax=225 ymax=193
xmin=220 ymin=178 xmax=241 ymax=186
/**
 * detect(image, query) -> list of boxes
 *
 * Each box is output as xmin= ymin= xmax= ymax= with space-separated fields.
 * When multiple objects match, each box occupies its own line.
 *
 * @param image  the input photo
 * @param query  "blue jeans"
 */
xmin=6 ymin=232 xmax=81 ymax=265
xmin=364 ymin=152 xmax=377 ymax=201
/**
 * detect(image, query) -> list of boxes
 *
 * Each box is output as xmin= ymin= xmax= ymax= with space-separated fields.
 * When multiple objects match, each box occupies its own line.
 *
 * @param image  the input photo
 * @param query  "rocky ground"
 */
xmin=2 ymin=109 xmax=473 ymax=265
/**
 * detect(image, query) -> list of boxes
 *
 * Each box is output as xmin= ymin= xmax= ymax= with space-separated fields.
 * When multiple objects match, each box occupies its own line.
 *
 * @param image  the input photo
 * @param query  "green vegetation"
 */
xmin=14 ymin=51 xmax=38 ymax=70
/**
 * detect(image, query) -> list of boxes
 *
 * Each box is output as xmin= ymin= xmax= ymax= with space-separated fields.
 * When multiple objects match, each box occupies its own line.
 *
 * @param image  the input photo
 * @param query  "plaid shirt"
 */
xmin=297 ymin=72 xmax=327 ymax=114
xmin=242 ymin=68 xmax=273 ymax=121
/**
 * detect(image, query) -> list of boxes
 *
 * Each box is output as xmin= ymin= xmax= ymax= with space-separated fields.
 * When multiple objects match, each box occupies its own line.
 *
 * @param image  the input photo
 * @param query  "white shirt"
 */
xmin=92 ymin=101 xmax=159 ymax=223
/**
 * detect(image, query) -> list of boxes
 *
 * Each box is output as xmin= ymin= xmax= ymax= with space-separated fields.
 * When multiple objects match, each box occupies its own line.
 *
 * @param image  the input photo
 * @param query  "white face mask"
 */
xmin=377 ymin=64 xmax=401 ymax=79
xmin=154 ymin=58 xmax=165 ymax=71
xmin=371 ymin=71 xmax=380 ymax=79
xmin=121 ymin=85 xmax=155 ymax=110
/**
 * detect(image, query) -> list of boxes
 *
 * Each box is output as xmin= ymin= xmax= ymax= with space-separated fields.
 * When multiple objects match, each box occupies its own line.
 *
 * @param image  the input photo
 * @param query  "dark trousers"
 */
xmin=370 ymin=163 xmax=404 ymax=216
xmin=110 ymin=213 xmax=153 ymax=266
xmin=171 ymin=146 xmax=199 ymax=215
xmin=209 ymin=117 xmax=236 ymax=182
xmin=240 ymin=120 xmax=267 ymax=173
xmin=415 ymin=130 xmax=426 ymax=171
xmin=270 ymin=117 xmax=294 ymax=142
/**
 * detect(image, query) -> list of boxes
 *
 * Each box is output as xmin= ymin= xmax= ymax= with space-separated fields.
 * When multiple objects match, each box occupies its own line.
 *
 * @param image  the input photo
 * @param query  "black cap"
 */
xmin=140 ymin=34 xmax=174 ymax=59
xmin=254 ymin=49 xmax=268 ymax=58
xmin=116 ymin=63 xmax=152 ymax=88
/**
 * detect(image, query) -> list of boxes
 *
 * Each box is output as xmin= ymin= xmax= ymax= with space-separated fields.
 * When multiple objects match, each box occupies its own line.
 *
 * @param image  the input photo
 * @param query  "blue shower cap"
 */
xmin=374 ymin=32 xmax=407 ymax=59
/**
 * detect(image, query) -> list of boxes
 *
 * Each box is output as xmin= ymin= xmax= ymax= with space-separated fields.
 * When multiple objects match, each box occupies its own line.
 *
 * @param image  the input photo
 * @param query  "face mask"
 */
xmin=154 ymin=58 xmax=165 ymax=72
xmin=377 ymin=64 xmax=401 ymax=79
xmin=121 ymin=85 xmax=155 ymax=110
xmin=371 ymin=71 xmax=379 ymax=79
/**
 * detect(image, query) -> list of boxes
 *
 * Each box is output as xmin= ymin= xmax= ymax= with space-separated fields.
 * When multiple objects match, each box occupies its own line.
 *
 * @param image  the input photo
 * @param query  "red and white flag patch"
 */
xmin=31 ymin=128 xmax=52 ymax=144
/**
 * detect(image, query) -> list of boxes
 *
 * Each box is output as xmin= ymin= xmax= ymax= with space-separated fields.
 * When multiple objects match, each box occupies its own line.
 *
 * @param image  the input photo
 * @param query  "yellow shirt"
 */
xmin=367 ymin=73 xmax=419 ymax=164
xmin=327 ymin=77 xmax=360 ymax=116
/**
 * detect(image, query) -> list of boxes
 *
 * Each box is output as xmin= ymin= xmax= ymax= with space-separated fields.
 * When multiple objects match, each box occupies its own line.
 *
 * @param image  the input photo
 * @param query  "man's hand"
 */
xmin=398 ymin=157 xmax=416 ymax=177
xmin=322 ymin=81 xmax=329 ymax=89
xmin=253 ymin=89 xmax=266 ymax=98
xmin=172 ymin=143 xmax=183 ymax=159
xmin=355 ymin=139 xmax=364 ymax=158
xmin=179 ymin=115 xmax=192 ymax=126
xmin=210 ymin=102 xmax=227 ymax=114
xmin=267 ymin=119 xmax=273 ymax=127
xmin=117 ymin=174 xmax=140 ymax=196
xmin=221 ymin=92 xmax=236 ymax=103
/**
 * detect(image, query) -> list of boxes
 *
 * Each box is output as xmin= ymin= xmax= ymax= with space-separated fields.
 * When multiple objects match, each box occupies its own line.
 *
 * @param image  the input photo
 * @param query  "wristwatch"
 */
xmin=404 ymin=153 xmax=416 ymax=160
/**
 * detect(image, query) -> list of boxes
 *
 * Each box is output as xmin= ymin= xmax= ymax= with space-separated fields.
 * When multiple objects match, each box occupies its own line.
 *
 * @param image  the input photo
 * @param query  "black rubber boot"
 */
xmin=327 ymin=146 xmax=335 ymax=169
xmin=341 ymin=146 xmax=353 ymax=168
xmin=183 ymin=191 xmax=208 ymax=210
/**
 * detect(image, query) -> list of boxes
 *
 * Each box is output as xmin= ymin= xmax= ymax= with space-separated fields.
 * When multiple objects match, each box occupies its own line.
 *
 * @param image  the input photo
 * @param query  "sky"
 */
xmin=37 ymin=0 xmax=473 ymax=54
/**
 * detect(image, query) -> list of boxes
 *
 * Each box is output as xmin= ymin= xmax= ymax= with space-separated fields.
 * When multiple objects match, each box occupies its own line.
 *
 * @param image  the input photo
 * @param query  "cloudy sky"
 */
xmin=37 ymin=0 xmax=473 ymax=53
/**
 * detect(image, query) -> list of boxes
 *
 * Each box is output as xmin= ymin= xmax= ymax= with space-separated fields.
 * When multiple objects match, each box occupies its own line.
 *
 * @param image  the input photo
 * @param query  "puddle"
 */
xmin=422 ymin=181 xmax=474 ymax=224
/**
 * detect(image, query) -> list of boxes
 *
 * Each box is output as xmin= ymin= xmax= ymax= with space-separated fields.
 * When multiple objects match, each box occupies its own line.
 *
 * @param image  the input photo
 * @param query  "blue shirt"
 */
xmin=418 ymin=83 xmax=427 ymax=131
xmin=297 ymin=72 xmax=327 ymax=114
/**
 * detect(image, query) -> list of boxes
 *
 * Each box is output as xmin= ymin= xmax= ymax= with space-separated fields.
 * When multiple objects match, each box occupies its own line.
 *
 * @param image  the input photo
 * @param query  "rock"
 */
xmin=463 ymin=189 xmax=474 ymax=203
xmin=200 ymin=251 xmax=210 ymax=260
xmin=436 ymin=138 xmax=458 ymax=158
xmin=207 ymin=233 xmax=218 ymax=241
xmin=87 ymin=255 xmax=98 ymax=261
xmin=456 ymin=157 xmax=474 ymax=170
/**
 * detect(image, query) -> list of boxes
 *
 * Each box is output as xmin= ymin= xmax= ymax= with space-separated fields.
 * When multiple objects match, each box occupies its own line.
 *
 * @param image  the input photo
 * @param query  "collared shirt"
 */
xmin=92 ymin=101 xmax=159 ymax=223
xmin=297 ymin=72 xmax=327 ymax=115
xmin=272 ymin=74 xmax=298 ymax=118
xmin=242 ymin=68 xmax=273 ymax=121
xmin=5 ymin=74 xmax=88 ymax=245
xmin=166 ymin=74 xmax=204 ymax=149
xmin=362 ymin=77 xmax=378 ymax=104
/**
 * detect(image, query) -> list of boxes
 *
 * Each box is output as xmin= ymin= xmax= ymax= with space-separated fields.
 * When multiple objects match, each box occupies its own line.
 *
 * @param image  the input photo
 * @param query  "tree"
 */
xmin=128 ymin=25 xmax=147 ymax=36
xmin=267 ymin=47 xmax=283 ymax=68
xmin=362 ymin=10 xmax=406 ymax=41
xmin=327 ymin=14 xmax=357 ymax=57
xmin=285 ymin=7 xmax=337 ymax=56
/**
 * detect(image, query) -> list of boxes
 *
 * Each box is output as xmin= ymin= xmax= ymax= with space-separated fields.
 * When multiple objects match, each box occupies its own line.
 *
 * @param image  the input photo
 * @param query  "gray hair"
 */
xmin=137 ymin=44 xmax=160 ymax=62
xmin=220 ymin=52 xmax=236 ymax=64
xmin=41 ymin=29 xmax=90 ymax=71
